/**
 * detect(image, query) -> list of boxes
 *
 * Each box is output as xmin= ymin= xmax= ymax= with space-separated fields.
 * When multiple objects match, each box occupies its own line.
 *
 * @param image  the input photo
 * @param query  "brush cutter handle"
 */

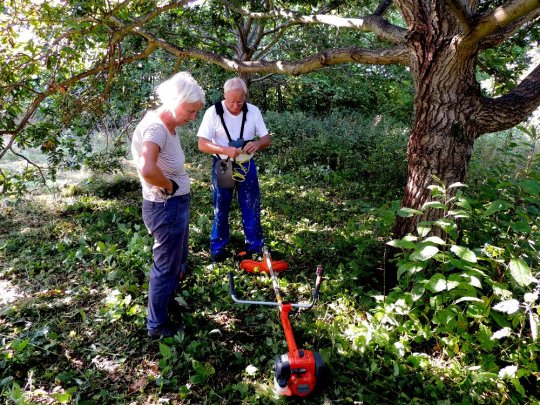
xmin=228 ymin=272 xmax=280 ymax=307
xmin=228 ymin=264 xmax=325 ymax=308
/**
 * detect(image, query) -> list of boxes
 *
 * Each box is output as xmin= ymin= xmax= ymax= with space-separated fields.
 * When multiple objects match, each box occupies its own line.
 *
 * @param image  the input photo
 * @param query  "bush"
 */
xmin=262 ymin=110 xmax=409 ymax=202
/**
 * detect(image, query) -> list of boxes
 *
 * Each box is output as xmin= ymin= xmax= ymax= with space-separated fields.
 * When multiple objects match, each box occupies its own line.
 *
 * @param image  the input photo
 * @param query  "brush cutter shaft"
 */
xmin=280 ymin=303 xmax=298 ymax=351
xmin=263 ymin=246 xmax=283 ymax=303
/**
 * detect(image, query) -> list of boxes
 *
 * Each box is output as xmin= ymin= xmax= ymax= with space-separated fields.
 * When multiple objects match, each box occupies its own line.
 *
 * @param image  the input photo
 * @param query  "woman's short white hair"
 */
xmin=156 ymin=72 xmax=205 ymax=117
xmin=224 ymin=77 xmax=248 ymax=94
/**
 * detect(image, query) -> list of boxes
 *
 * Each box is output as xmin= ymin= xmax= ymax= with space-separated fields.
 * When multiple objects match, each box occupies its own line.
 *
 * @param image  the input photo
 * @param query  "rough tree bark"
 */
xmin=392 ymin=1 xmax=481 ymax=239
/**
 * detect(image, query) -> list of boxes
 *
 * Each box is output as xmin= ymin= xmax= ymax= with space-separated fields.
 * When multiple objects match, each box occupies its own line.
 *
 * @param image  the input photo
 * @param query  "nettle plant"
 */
xmin=384 ymin=175 xmax=540 ymax=399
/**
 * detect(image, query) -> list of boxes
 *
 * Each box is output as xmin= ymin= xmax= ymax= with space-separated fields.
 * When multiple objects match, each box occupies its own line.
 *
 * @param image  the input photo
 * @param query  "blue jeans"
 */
xmin=211 ymin=158 xmax=264 ymax=256
xmin=142 ymin=194 xmax=190 ymax=331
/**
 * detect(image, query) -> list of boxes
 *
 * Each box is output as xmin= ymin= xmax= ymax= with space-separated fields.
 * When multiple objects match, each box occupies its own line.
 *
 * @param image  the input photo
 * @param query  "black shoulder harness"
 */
xmin=214 ymin=101 xmax=248 ymax=142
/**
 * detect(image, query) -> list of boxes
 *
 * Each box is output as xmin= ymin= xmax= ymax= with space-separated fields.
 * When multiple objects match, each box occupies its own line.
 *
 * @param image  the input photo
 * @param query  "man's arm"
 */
xmin=198 ymin=137 xmax=242 ymax=159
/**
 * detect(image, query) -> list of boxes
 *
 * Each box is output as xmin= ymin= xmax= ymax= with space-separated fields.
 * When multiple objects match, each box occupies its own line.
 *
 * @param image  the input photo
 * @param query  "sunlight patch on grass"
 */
xmin=0 ymin=279 xmax=25 ymax=305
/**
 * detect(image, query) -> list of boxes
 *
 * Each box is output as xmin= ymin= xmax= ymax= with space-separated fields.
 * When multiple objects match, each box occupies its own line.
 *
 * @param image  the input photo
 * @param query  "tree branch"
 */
xmin=8 ymin=148 xmax=50 ymax=192
xmin=479 ymin=9 xmax=540 ymax=49
xmin=0 ymin=42 xmax=157 ymax=159
xmin=220 ymin=3 xmax=407 ymax=44
xmin=477 ymin=62 xmax=540 ymax=134
xmin=445 ymin=0 xmax=473 ymax=31
xmin=132 ymin=28 xmax=410 ymax=74
xmin=374 ymin=0 xmax=393 ymax=16
xmin=468 ymin=0 xmax=540 ymax=44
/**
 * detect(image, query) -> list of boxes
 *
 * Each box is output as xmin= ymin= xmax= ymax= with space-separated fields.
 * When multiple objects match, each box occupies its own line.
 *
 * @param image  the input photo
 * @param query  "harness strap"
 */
xmin=214 ymin=101 xmax=248 ymax=142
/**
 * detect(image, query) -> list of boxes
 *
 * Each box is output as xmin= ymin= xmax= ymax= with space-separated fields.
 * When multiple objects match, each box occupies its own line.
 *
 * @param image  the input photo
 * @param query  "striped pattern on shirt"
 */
xmin=131 ymin=111 xmax=190 ymax=202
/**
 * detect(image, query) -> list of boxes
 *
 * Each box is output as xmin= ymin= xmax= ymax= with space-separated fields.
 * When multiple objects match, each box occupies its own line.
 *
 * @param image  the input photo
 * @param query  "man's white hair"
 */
xmin=156 ymin=72 xmax=205 ymax=118
xmin=224 ymin=77 xmax=248 ymax=94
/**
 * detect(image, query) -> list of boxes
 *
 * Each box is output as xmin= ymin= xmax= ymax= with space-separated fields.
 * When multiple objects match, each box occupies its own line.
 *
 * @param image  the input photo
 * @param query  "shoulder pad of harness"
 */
xmin=214 ymin=101 xmax=224 ymax=116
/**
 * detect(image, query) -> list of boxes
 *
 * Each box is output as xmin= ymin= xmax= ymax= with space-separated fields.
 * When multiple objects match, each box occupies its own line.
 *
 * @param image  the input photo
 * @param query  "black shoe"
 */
xmin=210 ymin=251 xmax=229 ymax=263
xmin=147 ymin=321 xmax=184 ymax=339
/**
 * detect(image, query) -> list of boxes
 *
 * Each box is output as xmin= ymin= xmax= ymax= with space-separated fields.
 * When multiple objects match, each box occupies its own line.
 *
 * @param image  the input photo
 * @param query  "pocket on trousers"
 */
xmin=142 ymin=201 xmax=166 ymax=235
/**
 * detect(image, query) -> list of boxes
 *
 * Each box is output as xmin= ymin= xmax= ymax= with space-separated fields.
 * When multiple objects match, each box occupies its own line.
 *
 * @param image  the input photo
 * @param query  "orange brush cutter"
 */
xmin=229 ymin=246 xmax=327 ymax=397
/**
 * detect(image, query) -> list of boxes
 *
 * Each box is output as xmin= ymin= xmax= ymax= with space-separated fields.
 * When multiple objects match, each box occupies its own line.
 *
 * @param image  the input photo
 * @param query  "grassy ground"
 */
xmin=1 ymin=149 xmax=392 ymax=404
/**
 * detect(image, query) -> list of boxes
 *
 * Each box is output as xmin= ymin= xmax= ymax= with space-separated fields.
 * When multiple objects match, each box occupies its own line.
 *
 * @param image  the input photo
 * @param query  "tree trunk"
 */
xmin=392 ymin=5 xmax=481 ymax=240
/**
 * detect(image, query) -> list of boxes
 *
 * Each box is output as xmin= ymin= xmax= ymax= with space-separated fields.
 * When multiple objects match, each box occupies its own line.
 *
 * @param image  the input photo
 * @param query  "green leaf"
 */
xmin=426 ymin=273 xmax=446 ymax=293
xmin=508 ymin=258 xmax=536 ymax=286
xmin=475 ymin=372 xmax=497 ymax=383
xmin=190 ymin=374 xmax=207 ymax=384
xmin=427 ymin=184 xmax=444 ymax=193
xmin=511 ymin=378 xmax=526 ymax=397
xmin=423 ymin=236 xmax=445 ymax=245
xmin=422 ymin=201 xmax=447 ymax=210
xmin=510 ymin=220 xmax=531 ymax=233
xmin=178 ymin=385 xmax=190 ymax=400
xmin=397 ymin=261 xmax=426 ymax=279
xmin=454 ymin=296 xmax=483 ymax=304
xmin=387 ymin=239 xmax=416 ymax=249
xmin=13 ymin=339 xmax=29 ymax=352
xmin=484 ymin=199 xmax=512 ymax=216
xmin=432 ymin=307 xmax=455 ymax=325
xmin=434 ymin=218 xmax=456 ymax=233
xmin=448 ymin=182 xmax=467 ymax=189
xmin=192 ymin=360 xmax=215 ymax=377
xmin=519 ymin=179 xmax=540 ymax=195
xmin=397 ymin=207 xmax=423 ymax=218
xmin=454 ymin=199 xmax=472 ymax=210
xmin=493 ymin=299 xmax=520 ymax=314
xmin=498 ymin=365 xmax=517 ymax=379
xmin=50 ymin=392 xmax=72 ymax=403
xmin=447 ymin=209 xmax=470 ymax=218
xmin=410 ymin=245 xmax=439 ymax=261
xmin=192 ymin=359 xmax=203 ymax=373
xmin=476 ymin=325 xmax=498 ymax=351
xmin=491 ymin=327 xmax=512 ymax=340
xmin=450 ymin=245 xmax=477 ymax=263
xmin=159 ymin=343 xmax=172 ymax=359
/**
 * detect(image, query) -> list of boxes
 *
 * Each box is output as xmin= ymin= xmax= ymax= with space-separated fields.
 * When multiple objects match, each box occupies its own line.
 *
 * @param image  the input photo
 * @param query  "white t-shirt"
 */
xmin=131 ymin=111 xmax=190 ymax=202
xmin=197 ymin=101 xmax=268 ymax=161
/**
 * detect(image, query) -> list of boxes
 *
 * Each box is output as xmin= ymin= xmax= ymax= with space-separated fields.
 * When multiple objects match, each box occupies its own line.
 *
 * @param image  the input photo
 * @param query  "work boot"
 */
xmin=147 ymin=321 xmax=185 ymax=339
xmin=210 ymin=250 xmax=229 ymax=263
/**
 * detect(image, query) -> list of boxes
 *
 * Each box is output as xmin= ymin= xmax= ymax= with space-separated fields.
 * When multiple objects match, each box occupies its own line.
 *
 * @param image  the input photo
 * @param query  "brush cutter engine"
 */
xmin=273 ymin=344 xmax=326 ymax=396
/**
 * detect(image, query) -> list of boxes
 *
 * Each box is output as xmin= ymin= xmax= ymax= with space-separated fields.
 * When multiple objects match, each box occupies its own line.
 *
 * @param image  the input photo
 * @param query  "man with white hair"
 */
xmin=131 ymin=72 xmax=205 ymax=338
xmin=197 ymin=77 xmax=271 ymax=262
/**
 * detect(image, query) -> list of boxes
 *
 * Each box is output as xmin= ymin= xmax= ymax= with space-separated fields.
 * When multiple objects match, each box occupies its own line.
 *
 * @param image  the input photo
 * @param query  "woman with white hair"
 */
xmin=131 ymin=72 xmax=205 ymax=338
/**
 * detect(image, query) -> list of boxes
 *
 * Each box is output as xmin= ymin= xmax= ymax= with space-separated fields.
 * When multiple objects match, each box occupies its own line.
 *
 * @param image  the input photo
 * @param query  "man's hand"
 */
xmin=242 ymin=140 xmax=259 ymax=155
xmin=226 ymin=146 xmax=242 ymax=159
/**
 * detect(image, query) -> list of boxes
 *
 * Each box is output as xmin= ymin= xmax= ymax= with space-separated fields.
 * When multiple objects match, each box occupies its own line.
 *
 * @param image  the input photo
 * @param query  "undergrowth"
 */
xmin=1 ymin=118 xmax=539 ymax=404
